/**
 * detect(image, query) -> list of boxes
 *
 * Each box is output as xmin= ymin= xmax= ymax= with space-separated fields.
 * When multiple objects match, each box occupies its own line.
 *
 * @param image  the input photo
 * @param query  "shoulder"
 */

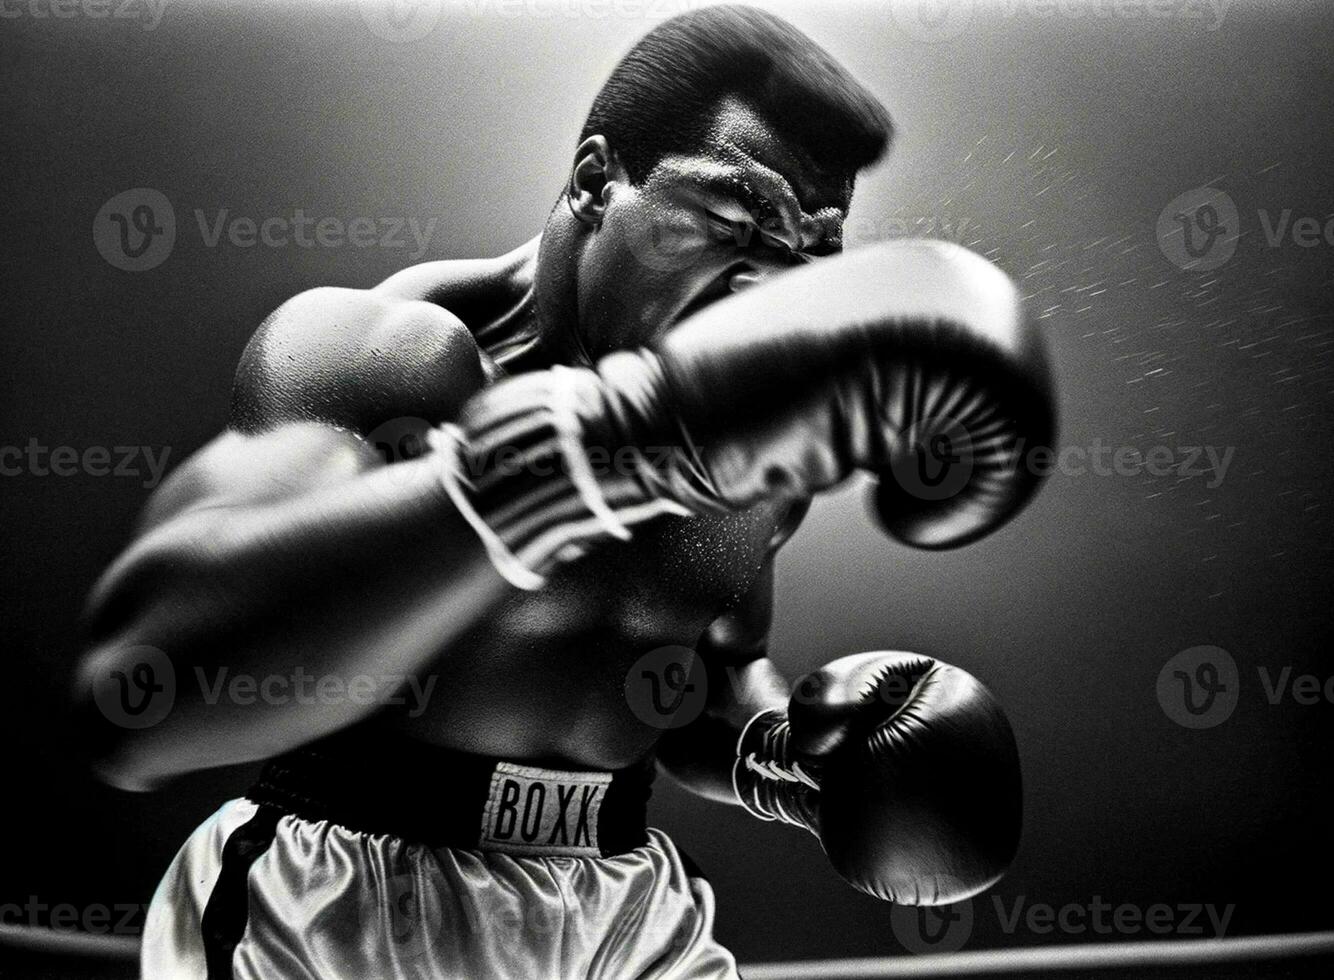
xmin=373 ymin=239 xmax=537 ymax=313
xmin=231 ymin=284 xmax=486 ymax=436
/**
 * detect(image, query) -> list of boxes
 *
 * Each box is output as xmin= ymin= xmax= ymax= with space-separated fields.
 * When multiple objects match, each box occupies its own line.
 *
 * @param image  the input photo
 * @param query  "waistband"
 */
xmin=246 ymin=724 xmax=655 ymax=858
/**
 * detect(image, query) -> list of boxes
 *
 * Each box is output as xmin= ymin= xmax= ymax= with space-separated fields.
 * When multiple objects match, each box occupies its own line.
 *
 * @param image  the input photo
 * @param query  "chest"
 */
xmin=496 ymin=500 xmax=788 ymax=642
xmin=471 ymin=346 xmax=787 ymax=635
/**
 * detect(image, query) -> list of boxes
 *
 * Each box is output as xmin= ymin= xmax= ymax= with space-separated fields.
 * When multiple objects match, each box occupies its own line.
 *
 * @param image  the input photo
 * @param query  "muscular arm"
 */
xmin=656 ymin=499 xmax=808 ymax=804
xmin=74 ymin=285 xmax=517 ymax=790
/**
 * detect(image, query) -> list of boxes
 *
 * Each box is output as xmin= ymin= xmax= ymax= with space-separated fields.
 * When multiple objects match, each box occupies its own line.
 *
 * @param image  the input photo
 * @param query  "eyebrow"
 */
xmin=690 ymin=173 xmax=844 ymax=256
xmin=691 ymin=174 xmax=783 ymax=225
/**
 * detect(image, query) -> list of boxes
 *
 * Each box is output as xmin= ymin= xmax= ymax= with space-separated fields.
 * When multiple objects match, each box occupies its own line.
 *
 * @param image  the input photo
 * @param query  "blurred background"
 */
xmin=2 ymin=0 xmax=1332 ymax=974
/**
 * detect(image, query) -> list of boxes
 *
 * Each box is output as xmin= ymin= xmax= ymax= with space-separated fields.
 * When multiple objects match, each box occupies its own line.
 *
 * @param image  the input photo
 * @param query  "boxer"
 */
xmin=75 ymin=7 xmax=1055 ymax=978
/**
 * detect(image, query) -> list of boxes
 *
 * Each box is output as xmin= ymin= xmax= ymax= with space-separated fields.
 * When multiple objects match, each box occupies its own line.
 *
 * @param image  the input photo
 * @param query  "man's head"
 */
xmin=550 ymin=5 xmax=893 ymax=359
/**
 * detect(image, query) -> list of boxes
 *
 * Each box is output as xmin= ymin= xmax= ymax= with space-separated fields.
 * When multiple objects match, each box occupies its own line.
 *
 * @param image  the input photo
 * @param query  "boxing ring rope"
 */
xmin=4 ymin=922 xmax=1333 ymax=975
xmin=0 ymin=921 xmax=139 ymax=960
xmin=743 ymin=930 xmax=1334 ymax=979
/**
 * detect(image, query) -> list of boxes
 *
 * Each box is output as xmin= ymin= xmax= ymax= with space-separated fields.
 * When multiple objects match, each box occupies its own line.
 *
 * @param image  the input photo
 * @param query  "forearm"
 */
xmin=656 ymin=655 xmax=789 ymax=805
xmin=79 ymin=453 xmax=511 ymax=787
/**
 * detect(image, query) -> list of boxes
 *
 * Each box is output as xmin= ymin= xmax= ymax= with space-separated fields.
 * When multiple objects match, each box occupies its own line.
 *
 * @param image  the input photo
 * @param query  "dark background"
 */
xmin=2 ymin=0 xmax=1332 ymax=972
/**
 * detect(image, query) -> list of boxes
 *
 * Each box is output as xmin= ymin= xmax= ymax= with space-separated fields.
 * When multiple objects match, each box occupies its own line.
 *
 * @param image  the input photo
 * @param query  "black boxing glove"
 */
xmin=434 ymin=240 xmax=1055 ymax=588
xmin=732 ymin=651 xmax=1022 ymax=905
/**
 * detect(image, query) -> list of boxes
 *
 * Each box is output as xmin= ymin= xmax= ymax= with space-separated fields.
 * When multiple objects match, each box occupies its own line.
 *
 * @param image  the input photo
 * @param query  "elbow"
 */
xmin=75 ymin=528 xmax=221 ymax=790
xmin=70 ymin=646 xmax=175 ymax=793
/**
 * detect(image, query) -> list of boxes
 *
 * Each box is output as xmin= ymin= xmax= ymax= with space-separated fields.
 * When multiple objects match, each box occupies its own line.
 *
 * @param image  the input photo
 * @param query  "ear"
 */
xmin=568 ymin=135 xmax=624 ymax=226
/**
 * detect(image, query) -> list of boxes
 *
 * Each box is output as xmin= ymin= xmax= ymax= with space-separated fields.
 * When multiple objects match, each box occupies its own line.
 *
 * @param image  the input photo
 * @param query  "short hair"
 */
xmin=580 ymin=5 xmax=893 ymax=184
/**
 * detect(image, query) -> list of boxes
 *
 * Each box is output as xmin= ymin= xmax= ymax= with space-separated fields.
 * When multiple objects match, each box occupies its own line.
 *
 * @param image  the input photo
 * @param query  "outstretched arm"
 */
xmin=75 ymin=286 xmax=514 ymax=789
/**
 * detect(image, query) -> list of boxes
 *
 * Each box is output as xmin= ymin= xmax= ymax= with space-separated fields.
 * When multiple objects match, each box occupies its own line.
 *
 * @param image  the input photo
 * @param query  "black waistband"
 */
xmin=245 ymin=724 xmax=654 ymax=857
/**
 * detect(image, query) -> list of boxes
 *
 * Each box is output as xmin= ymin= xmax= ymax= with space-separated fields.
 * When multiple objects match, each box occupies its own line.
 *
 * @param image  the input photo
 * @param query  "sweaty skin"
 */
xmin=352 ymin=238 xmax=800 ymax=769
xmin=78 ymin=97 xmax=848 ymax=801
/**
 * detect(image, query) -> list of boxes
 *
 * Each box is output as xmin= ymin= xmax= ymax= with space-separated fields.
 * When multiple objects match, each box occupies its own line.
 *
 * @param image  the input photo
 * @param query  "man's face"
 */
xmin=574 ymin=97 xmax=854 ymax=358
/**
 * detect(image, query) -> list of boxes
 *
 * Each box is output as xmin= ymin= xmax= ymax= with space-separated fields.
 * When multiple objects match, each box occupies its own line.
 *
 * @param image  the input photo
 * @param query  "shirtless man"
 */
xmin=77 ymin=7 xmax=1055 ymax=978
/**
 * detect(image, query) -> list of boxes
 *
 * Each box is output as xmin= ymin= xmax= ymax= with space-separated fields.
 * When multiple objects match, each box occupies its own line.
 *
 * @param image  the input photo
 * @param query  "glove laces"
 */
xmin=733 ymin=710 xmax=820 ymax=829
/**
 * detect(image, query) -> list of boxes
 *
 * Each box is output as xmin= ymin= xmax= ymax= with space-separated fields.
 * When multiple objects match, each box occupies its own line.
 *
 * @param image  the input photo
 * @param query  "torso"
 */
xmin=369 ymin=243 xmax=794 ymax=768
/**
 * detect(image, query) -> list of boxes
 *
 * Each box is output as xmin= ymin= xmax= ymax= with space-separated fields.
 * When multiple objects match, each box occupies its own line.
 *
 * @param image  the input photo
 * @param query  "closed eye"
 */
xmin=706 ymin=212 xmax=797 ymax=256
xmin=706 ymin=213 xmax=754 ymax=246
xmin=706 ymin=211 xmax=828 ymax=266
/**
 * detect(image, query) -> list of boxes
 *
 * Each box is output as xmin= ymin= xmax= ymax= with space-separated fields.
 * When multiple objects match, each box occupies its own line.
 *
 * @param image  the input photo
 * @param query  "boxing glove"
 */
xmin=732 ymin=651 xmax=1022 ymax=905
xmin=435 ymin=240 xmax=1055 ymax=588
